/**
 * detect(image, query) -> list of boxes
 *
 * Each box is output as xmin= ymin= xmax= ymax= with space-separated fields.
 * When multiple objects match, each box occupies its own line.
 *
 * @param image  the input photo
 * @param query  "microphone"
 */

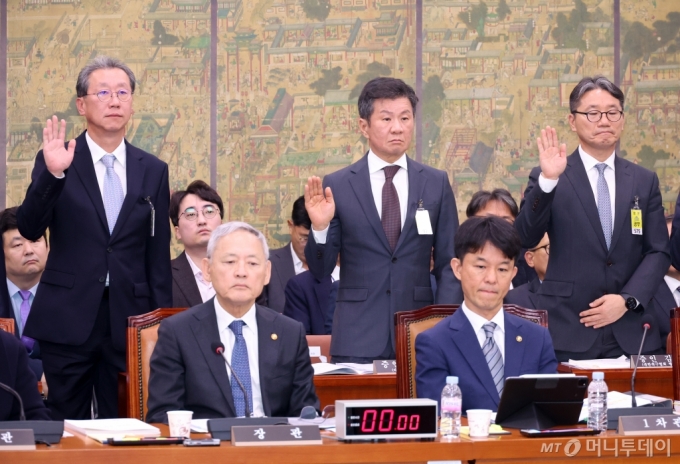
xmin=211 ymin=341 xmax=252 ymax=418
xmin=0 ymin=381 xmax=26 ymax=421
xmin=631 ymin=314 xmax=654 ymax=408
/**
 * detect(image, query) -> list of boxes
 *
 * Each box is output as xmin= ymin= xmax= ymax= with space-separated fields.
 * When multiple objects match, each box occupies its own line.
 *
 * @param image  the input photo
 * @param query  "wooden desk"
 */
xmin=314 ymin=374 xmax=397 ymax=409
xmin=558 ymin=364 xmax=673 ymax=398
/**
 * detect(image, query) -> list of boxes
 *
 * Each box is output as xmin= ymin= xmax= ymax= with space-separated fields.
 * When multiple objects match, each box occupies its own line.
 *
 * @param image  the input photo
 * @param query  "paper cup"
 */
xmin=466 ymin=409 xmax=492 ymax=438
xmin=167 ymin=410 xmax=193 ymax=438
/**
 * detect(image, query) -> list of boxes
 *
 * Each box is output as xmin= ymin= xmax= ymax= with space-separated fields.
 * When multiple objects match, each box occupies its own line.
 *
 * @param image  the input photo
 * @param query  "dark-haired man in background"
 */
xmin=305 ymin=77 xmax=460 ymax=363
xmin=169 ymin=180 xmax=224 ymax=308
xmin=515 ymin=76 xmax=669 ymax=361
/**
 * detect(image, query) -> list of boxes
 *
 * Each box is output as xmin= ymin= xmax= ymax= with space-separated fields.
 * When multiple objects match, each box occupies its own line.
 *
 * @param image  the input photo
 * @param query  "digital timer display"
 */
xmin=344 ymin=405 xmax=438 ymax=436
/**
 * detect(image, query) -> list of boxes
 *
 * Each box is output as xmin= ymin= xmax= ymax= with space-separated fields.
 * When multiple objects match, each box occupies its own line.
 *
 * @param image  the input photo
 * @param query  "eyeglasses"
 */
xmin=529 ymin=244 xmax=549 ymax=255
xmin=179 ymin=205 xmax=220 ymax=222
xmin=572 ymin=110 xmax=623 ymax=123
xmin=85 ymin=89 xmax=133 ymax=102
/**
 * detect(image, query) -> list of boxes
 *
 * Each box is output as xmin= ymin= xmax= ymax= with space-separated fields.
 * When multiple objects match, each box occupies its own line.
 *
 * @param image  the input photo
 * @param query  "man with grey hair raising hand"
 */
xmin=515 ymin=75 xmax=669 ymax=361
xmin=17 ymin=55 xmax=172 ymax=419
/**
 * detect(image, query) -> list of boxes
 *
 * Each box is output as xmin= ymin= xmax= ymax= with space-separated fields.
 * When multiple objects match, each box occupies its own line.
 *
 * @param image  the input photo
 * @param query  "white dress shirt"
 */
xmin=290 ymin=243 xmax=307 ymax=275
xmin=313 ymin=150 xmax=409 ymax=243
xmin=460 ymin=302 xmax=506 ymax=361
xmin=7 ymin=279 xmax=39 ymax=336
xmin=538 ymin=146 xmax=616 ymax=224
xmin=664 ymin=275 xmax=680 ymax=308
xmin=214 ymin=300 xmax=265 ymax=417
xmin=186 ymin=254 xmax=216 ymax=303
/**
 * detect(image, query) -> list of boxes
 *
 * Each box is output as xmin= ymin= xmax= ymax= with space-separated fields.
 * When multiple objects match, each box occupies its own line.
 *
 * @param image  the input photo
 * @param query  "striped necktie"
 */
xmin=482 ymin=322 xmax=504 ymax=396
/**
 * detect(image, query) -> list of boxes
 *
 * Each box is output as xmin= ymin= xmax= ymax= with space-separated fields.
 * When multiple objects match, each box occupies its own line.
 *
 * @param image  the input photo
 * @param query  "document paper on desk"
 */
xmin=312 ymin=362 xmax=373 ymax=375
xmin=562 ymin=355 xmax=629 ymax=369
xmin=578 ymin=391 xmax=653 ymax=422
xmin=64 ymin=419 xmax=160 ymax=443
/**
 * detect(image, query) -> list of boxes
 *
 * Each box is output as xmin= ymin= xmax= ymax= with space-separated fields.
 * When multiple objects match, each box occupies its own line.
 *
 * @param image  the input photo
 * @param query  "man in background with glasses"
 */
xmin=505 ymin=233 xmax=549 ymax=309
xmin=17 ymin=55 xmax=172 ymax=419
xmin=170 ymin=180 xmax=224 ymax=308
xmin=515 ymin=75 xmax=669 ymax=361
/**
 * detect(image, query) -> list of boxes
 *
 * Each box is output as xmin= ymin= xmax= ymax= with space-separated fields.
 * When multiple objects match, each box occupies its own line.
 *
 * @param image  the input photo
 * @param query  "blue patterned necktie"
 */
xmin=482 ymin=322 xmax=504 ymax=396
xmin=102 ymin=154 xmax=124 ymax=234
xmin=595 ymin=163 xmax=612 ymax=249
xmin=229 ymin=320 xmax=253 ymax=417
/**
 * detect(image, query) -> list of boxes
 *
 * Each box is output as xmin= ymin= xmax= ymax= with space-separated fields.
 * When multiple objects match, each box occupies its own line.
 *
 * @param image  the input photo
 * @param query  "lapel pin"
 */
xmin=516 ymin=336 xmax=522 ymax=342
xmin=271 ymin=333 xmax=278 ymax=340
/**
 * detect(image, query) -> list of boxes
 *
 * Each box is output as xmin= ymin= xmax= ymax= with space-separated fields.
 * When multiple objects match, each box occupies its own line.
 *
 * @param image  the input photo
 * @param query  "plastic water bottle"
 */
xmin=440 ymin=376 xmax=462 ymax=439
xmin=587 ymin=371 xmax=608 ymax=433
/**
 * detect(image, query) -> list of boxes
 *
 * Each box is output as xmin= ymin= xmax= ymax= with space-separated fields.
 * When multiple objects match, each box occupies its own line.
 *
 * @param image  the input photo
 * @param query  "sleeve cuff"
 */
xmin=312 ymin=225 xmax=329 ymax=244
xmin=538 ymin=173 xmax=558 ymax=193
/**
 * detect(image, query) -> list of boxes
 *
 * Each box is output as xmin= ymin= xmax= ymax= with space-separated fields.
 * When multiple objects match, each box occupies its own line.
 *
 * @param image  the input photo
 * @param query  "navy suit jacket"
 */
xmin=504 ymin=278 xmax=541 ymax=309
xmin=17 ymin=131 xmax=172 ymax=351
xmin=650 ymin=280 xmax=675 ymax=351
xmin=415 ymin=309 xmax=557 ymax=411
xmin=515 ymin=151 xmax=669 ymax=355
xmin=257 ymin=244 xmax=295 ymax=313
xmin=0 ymin=329 xmax=51 ymax=421
xmin=283 ymin=271 xmax=338 ymax=335
xmin=305 ymin=154 xmax=462 ymax=358
xmin=146 ymin=301 xmax=319 ymax=422
xmin=171 ymin=252 xmax=202 ymax=308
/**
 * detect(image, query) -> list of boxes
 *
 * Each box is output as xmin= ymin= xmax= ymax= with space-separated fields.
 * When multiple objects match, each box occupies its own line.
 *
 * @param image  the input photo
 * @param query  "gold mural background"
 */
xmin=5 ymin=0 xmax=680 ymax=253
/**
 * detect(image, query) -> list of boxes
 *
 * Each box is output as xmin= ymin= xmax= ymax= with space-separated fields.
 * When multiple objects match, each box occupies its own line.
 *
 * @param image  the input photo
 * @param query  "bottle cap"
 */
xmin=592 ymin=372 xmax=604 ymax=380
xmin=446 ymin=376 xmax=459 ymax=385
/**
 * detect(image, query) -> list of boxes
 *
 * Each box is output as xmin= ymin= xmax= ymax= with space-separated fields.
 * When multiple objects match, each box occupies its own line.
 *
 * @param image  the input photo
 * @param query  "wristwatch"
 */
xmin=622 ymin=294 xmax=642 ymax=313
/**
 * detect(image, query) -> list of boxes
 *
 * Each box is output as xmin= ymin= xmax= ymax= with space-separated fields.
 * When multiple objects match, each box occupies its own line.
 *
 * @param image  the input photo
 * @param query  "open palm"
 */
xmin=304 ymin=176 xmax=335 ymax=230
xmin=43 ymin=115 xmax=75 ymax=177
xmin=537 ymin=126 xmax=567 ymax=180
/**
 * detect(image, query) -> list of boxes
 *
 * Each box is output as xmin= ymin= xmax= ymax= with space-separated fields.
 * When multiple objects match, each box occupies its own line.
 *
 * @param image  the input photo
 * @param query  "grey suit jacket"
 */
xmin=171 ymin=252 xmax=202 ymax=308
xmin=515 ymin=151 xmax=670 ymax=355
xmin=305 ymin=154 xmax=462 ymax=358
xmin=146 ymin=301 xmax=319 ymax=422
xmin=258 ymin=244 xmax=296 ymax=313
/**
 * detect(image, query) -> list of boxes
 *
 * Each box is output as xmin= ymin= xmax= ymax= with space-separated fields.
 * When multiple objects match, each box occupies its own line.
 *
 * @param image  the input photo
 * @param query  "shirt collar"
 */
xmin=578 ymin=145 xmax=615 ymax=173
xmin=461 ymin=301 xmax=505 ymax=334
xmin=186 ymin=253 xmax=204 ymax=278
xmin=86 ymin=131 xmax=127 ymax=166
xmin=290 ymin=242 xmax=304 ymax=274
xmin=214 ymin=298 xmax=258 ymax=337
xmin=6 ymin=279 xmax=39 ymax=298
xmin=664 ymin=275 xmax=680 ymax=292
xmin=367 ymin=149 xmax=408 ymax=175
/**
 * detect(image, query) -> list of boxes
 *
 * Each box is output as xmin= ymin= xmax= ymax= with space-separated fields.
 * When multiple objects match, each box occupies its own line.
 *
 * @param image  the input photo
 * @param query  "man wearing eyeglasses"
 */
xmin=515 ymin=75 xmax=669 ymax=361
xmin=504 ymin=233 xmax=549 ymax=309
xmin=17 ymin=56 xmax=172 ymax=419
xmin=170 ymin=180 xmax=224 ymax=307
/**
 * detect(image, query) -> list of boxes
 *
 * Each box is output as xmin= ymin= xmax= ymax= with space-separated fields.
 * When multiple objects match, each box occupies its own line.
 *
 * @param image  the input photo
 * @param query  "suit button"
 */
xmin=107 ymin=247 xmax=113 ymax=253
xmin=386 ymin=290 xmax=391 ymax=295
xmin=392 ymin=257 xmax=397 ymax=263
xmin=607 ymin=260 xmax=613 ymax=267
xmin=316 ymin=251 xmax=322 ymax=258
xmin=99 ymin=276 xmax=105 ymax=282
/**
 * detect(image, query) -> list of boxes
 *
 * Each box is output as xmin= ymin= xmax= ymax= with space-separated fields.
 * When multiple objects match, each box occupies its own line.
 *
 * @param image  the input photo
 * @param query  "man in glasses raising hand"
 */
xmin=515 ymin=75 xmax=669 ymax=361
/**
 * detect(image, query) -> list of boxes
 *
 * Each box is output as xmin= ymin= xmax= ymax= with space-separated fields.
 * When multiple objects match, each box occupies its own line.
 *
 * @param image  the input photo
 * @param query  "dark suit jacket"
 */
xmin=257 ymin=244 xmax=296 ymax=313
xmin=283 ymin=271 xmax=338 ymax=335
xmin=0 ymin=329 xmax=51 ymax=421
xmin=504 ymin=278 xmax=541 ymax=309
xmin=305 ymin=154 xmax=462 ymax=358
xmin=0 ymin=284 xmax=44 ymax=380
xmin=17 ymin=131 xmax=172 ymax=351
xmin=171 ymin=252 xmax=202 ymax=308
xmin=146 ymin=301 xmax=319 ymax=422
xmin=513 ymin=251 xmax=538 ymax=287
xmin=415 ymin=308 xmax=557 ymax=411
xmin=650 ymin=279 xmax=675 ymax=351
xmin=515 ymin=151 xmax=670 ymax=355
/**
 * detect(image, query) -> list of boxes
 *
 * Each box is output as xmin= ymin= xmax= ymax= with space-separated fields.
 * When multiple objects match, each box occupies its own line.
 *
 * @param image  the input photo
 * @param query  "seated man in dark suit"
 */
xmin=1 ymin=207 xmax=48 ymax=392
xmin=0 ymin=329 xmax=51 ymax=421
xmin=505 ymin=233 xmax=549 ymax=309
xmin=283 ymin=257 xmax=339 ymax=335
xmin=651 ymin=216 xmax=678 ymax=351
xmin=258 ymin=196 xmax=311 ymax=313
xmin=147 ymin=221 xmax=319 ymax=421
xmin=416 ymin=216 xmax=557 ymax=412
xmin=169 ymin=180 xmax=224 ymax=308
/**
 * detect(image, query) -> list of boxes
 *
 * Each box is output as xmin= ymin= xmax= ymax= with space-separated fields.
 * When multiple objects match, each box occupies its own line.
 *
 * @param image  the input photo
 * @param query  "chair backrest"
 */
xmin=671 ymin=308 xmax=680 ymax=401
xmin=0 ymin=318 xmax=15 ymax=334
xmin=306 ymin=334 xmax=331 ymax=363
xmin=126 ymin=308 xmax=187 ymax=421
xmin=395 ymin=304 xmax=549 ymax=399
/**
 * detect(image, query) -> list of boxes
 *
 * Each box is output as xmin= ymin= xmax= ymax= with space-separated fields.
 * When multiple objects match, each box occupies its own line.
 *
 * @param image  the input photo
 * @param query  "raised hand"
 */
xmin=537 ymin=126 xmax=567 ymax=180
xmin=304 ymin=176 xmax=335 ymax=231
xmin=43 ymin=115 xmax=75 ymax=177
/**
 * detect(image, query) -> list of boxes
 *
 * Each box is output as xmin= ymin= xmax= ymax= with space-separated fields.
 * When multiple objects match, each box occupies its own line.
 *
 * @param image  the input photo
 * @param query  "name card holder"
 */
xmin=629 ymin=355 xmax=673 ymax=368
xmin=618 ymin=415 xmax=680 ymax=436
xmin=373 ymin=360 xmax=397 ymax=374
xmin=0 ymin=429 xmax=36 ymax=451
xmin=231 ymin=424 xmax=322 ymax=446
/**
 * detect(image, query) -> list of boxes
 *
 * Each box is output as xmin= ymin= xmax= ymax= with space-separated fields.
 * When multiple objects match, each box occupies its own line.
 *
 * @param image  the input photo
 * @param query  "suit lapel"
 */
xmin=173 ymin=253 xmax=202 ymax=306
xmin=274 ymin=245 xmax=296 ymax=290
xmin=348 ymin=154 xmax=391 ymax=252
xmin=394 ymin=157 xmax=425 ymax=253
xmin=190 ymin=302 xmax=236 ymax=416
xmin=256 ymin=305 xmax=278 ymax=417
xmin=563 ymin=152 xmax=608 ymax=251
xmin=502 ymin=313 xmax=526 ymax=379
xmin=609 ymin=156 xmax=633 ymax=253
xmin=449 ymin=310 xmax=500 ymax=406
xmin=69 ymin=132 xmax=108 ymax=232
xmin=111 ymin=141 xmax=146 ymax=241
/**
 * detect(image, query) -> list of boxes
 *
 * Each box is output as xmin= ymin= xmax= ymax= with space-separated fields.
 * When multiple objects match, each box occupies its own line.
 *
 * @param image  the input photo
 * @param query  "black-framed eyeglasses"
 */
xmin=572 ymin=110 xmax=623 ymax=123
xmin=529 ymin=244 xmax=549 ymax=255
xmin=85 ymin=89 xmax=133 ymax=102
xmin=179 ymin=206 xmax=220 ymax=222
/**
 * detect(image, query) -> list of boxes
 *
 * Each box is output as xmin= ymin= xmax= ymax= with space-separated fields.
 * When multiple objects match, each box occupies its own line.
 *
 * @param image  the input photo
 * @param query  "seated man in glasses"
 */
xmin=169 ymin=180 xmax=224 ymax=308
xmin=504 ymin=233 xmax=549 ymax=309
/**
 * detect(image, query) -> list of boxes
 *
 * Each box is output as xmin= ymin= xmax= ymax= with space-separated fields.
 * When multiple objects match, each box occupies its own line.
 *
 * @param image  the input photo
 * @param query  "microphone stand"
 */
xmin=630 ymin=325 xmax=649 ymax=408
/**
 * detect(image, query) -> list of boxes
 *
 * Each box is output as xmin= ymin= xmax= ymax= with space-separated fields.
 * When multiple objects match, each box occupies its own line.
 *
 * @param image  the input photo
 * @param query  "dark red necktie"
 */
xmin=381 ymin=165 xmax=401 ymax=251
